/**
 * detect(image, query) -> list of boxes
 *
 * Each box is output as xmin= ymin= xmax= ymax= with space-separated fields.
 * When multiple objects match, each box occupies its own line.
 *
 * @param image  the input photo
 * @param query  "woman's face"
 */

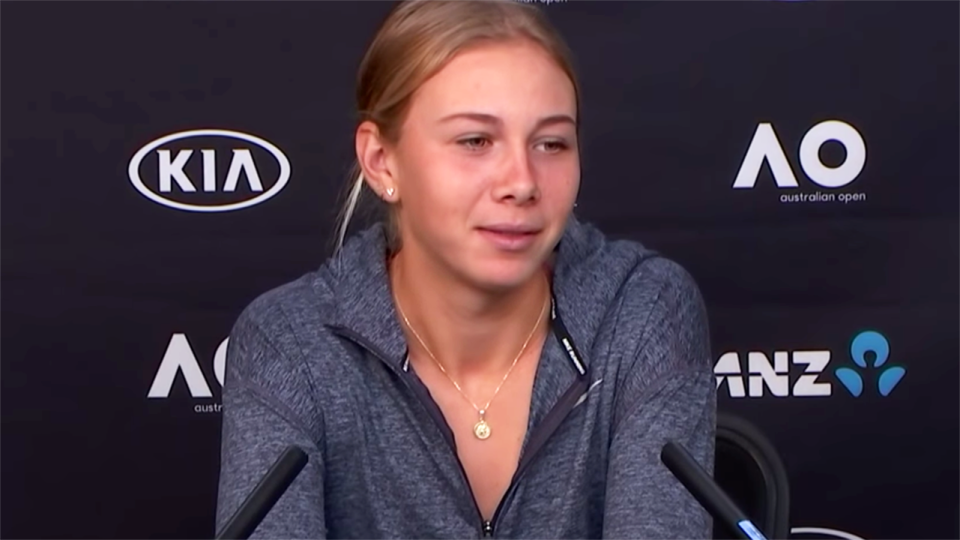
xmin=386 ymin=39 xmax=580 ymax=291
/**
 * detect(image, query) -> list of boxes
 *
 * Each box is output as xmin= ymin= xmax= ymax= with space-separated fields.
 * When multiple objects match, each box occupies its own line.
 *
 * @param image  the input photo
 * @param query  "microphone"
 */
xmin=660 ymin=441 xmax=768 ymax=540
xmin=216 ymin=446 xmax=309 ymax=540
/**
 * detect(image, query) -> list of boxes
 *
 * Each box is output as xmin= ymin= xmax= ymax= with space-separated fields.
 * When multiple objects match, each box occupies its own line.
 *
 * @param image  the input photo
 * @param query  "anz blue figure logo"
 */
xmin=835 ymin=331 xmax=906 ymax=397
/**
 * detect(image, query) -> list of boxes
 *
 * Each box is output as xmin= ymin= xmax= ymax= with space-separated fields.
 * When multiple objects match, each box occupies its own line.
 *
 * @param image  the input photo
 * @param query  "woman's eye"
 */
xmin=458 ymin=137 xmax=490 ymax=151
xmin=538 ymin=140 xmax=569 ymax=153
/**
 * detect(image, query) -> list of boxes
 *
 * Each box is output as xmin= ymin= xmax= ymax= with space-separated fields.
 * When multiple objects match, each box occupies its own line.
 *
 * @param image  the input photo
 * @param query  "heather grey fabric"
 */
xmin=215 ymin=216 xmax=716 ymax=539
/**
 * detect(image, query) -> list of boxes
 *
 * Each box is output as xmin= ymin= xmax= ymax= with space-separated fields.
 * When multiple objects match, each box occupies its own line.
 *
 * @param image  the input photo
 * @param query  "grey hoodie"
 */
xmin=215 ymin=217 xmax=716 ymax=539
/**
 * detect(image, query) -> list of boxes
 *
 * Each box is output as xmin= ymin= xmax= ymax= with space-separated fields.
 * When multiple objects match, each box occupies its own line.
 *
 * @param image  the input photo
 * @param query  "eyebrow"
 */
xmin=438 ymin=112 xmax=577 ymax=130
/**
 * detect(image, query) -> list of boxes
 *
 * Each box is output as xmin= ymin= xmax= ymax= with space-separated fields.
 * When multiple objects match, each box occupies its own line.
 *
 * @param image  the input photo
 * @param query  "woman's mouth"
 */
xmin=476 ymin=226 xmax=542 ymax=251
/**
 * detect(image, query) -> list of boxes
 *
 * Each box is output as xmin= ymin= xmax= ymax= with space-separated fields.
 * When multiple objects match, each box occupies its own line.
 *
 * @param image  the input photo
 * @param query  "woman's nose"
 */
xmin=492 ymin=147 xmax=539 ymax=205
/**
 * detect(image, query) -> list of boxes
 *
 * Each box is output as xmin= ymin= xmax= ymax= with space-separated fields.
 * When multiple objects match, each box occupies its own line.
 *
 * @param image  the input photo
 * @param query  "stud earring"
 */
xmin=386 ymin=187 xmax=395 ymax=197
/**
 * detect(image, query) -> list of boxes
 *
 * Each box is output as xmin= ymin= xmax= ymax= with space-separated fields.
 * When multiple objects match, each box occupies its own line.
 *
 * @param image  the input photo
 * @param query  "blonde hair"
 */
xmin=334 ymin=0 xmax=581 ymax=253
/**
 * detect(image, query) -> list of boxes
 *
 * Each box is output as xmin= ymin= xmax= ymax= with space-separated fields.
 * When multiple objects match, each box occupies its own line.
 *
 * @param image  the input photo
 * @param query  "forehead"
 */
xmin=409 ymin=40 xmax=577 ymax=124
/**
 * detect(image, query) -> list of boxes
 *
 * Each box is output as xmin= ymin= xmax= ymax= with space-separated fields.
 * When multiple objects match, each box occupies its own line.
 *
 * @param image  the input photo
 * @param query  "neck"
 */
xmin=389 ymin=248 xmax=551 ymax=382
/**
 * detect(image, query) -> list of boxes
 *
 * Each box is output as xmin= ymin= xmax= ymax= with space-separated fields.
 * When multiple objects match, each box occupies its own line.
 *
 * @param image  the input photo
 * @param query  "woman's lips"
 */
xmin=477 ymin=226 xmax=541 ymax=251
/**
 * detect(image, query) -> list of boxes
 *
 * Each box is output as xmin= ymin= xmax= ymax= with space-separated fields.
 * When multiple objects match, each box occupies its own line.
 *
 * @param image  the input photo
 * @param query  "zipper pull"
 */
xmin=482 ymin=520 xmax=493 ymax=537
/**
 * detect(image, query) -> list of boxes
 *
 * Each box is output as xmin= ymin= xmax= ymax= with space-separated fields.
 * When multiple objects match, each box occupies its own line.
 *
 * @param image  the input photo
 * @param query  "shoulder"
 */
xmin=554 ymin=217 xmax=699 ymax=309
xmin=613 ymin=254 xmax=712 ymax=392
xmin=602 ymin=243 xmax=710 ymax=370
xmin=609 ymin=256 xmax=715 ymax=433
xmin=555 ymin=217 xmax=710 ymax=376
xmin=620 ymin=256 xmax=708 ymax=344
xmin=226 ymin=270 xmax=338 ymax=387
xmin=555 ymin=217 xmax=705 ymax=344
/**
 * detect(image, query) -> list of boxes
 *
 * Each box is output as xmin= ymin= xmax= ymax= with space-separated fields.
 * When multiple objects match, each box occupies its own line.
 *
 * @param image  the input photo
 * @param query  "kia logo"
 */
xmin=128 ymin=129 xmax=291 ymax=212
xmin=790 ymin=527 xmax=866 ymax=540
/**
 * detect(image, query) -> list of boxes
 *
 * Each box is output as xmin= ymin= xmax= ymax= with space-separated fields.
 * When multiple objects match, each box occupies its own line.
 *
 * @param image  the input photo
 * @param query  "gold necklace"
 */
xmin=393 ymin=282 xmax=549 ymax=441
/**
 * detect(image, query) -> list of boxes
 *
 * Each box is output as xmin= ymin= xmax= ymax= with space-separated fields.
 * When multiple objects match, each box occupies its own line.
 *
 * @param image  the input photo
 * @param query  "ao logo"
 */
xmin=128 ymin=129 xmax=290 ymax=212
xmin=733 ymin=120 xmax=866 ymax=189
xmin=790 ymin=527 xmax=866 ymax=540
xmin=147 ymin=334 xmax=228 ymax=398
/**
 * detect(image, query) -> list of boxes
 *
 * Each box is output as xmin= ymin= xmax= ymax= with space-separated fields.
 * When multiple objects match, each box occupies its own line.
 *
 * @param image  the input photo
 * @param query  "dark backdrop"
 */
xmin=2 ymin=1 xmax=957 ymax=539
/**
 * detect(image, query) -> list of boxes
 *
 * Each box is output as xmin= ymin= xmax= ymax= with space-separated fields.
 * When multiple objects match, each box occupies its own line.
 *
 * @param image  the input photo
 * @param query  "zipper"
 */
xmin=402 ymin=353 xmax=491 ymax=535
xmin=328 ymin=325 xmax=488 ymax=537
xmin=329 ymin=324 xmax=590 ymax=539
xmin=486 ymin=373 xmax=590 ymax=535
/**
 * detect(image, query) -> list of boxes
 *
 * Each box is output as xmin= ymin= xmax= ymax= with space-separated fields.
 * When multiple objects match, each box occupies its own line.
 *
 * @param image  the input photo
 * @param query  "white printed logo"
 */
xmin=733 ymin=120 xmax=867 ymax=204
xmin=714 ymin=350 xmax=832 ymax=398
xmin=148 ymin=334 xmax=228 ymax=412
xmin=128 ymin=129 xmax=290 ymax=212
xmin=791 ymin=527 xmax=866 ymax=540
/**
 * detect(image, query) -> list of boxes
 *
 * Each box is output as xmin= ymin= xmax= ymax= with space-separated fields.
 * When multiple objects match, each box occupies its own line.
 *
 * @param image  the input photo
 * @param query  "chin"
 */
xmin=432 ymin=229 xmax=558 ymax=291
xmin=464 ymin=257 xmax=548 ymax=293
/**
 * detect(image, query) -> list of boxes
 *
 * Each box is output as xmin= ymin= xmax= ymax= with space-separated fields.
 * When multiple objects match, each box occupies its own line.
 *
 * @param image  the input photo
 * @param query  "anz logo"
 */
xmin=714 ymin=331 xmax=906 ymax=399
xmin=715 ymin=349 xmax=830 ymax=398
xmin=128 ymin=129 xmax=291 ymax=212
xmin=835 ymin=331 xmax=905 ymax=397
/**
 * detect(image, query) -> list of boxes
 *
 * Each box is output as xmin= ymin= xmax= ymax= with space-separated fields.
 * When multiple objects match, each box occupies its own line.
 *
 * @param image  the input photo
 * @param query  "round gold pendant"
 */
xmin=473 ymin=419 xmax=491 ymax=440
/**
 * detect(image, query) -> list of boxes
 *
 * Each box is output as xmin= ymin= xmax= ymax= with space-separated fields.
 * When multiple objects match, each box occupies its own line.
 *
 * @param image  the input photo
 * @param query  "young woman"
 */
xmin=215 ymin=0 xmax=716 ymax=538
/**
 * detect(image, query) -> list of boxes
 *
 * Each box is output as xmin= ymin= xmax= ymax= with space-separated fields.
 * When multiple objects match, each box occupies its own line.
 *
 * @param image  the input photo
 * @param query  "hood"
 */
xmin=309 ymin=215 xmax=658 ymax=370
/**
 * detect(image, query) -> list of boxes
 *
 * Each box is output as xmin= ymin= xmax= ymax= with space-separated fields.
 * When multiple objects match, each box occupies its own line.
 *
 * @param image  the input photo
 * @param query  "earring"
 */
xmin=386 ymin=187 xmax=395 ymax=198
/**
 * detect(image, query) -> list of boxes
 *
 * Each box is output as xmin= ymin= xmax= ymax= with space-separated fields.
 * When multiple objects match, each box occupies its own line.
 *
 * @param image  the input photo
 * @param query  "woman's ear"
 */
xmin=355 ymin=121 xmax=399 ymax=202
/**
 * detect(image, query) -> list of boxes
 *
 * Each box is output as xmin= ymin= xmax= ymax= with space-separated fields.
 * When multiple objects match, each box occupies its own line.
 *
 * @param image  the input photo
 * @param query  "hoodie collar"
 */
xmin=318 ymin=215 xmax=603 ymax=369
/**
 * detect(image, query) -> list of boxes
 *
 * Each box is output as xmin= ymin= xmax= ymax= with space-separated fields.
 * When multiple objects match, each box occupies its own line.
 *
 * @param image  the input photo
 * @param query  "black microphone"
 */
xmin=660 ymin=441 xmax=768 ymax=540
xmin=216 ymin=446 xmax=309 ymax=540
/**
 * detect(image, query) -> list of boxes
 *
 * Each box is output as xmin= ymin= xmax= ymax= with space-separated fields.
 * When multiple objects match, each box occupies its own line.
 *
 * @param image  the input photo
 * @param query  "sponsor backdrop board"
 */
xmin=2 ymin=1 xmax=957 ymax=539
